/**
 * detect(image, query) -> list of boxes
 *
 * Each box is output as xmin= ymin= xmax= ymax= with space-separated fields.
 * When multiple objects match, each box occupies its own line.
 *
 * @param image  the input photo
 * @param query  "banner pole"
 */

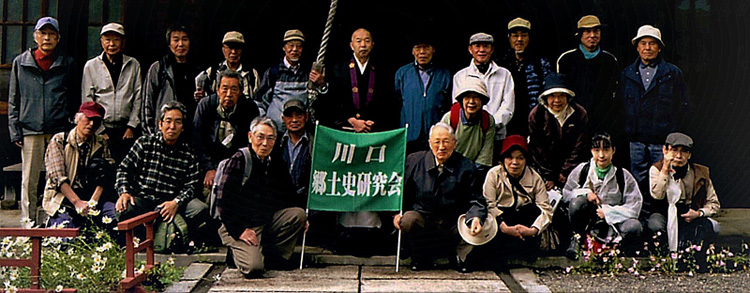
xmin=394 ymin=123 xmax=407 ymax=272
xmin=395 ymin=210 xmax=403 ymax=272
xmin=299 ymin=208 xmax=309 ymax=270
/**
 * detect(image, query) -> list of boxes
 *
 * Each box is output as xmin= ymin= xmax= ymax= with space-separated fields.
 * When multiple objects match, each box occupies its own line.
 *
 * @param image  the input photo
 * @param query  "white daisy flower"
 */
xmin=102 ymin=216 xmax=113 ymax=224
xmin=55 ymin=285 xmax=63 ymax=292
xmin=87 ymin=200 xmax=98 ymax=208
xmin=88 ymin=209 xmax=100 ymax=216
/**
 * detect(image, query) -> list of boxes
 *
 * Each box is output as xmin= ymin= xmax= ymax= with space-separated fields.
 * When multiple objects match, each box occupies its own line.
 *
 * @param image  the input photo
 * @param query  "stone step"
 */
xmin=209 ymin=265 xmax=509 ymax=293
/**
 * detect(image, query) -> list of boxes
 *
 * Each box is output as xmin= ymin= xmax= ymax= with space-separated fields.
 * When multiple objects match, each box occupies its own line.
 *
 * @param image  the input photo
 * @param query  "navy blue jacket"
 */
xmin=403 ymin=150 xmax=487 ymax=222
xmin=620 ymin=56 xmax=690 ymax=144
xmin=279 ymin=131 xmax=312 ymax=207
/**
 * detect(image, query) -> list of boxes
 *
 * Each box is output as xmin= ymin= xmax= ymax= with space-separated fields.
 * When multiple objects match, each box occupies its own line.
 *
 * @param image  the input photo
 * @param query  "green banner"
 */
xmin=307 ymin=125 xmax=407 ymax=212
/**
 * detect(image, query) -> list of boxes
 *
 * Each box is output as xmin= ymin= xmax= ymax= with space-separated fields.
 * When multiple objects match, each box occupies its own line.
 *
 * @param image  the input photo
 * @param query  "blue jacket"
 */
xmin=620 ymin=57 xmax=690 ymax=144
xmin=394 ymin=63 xmax=452 ymax=142
xmin=8 ymin=48 xmax=78 ymax=142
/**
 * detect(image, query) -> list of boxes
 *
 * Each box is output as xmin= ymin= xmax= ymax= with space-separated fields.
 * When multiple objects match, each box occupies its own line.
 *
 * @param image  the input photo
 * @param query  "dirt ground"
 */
xmin=537 ymin=269 xmax=750 ymax=292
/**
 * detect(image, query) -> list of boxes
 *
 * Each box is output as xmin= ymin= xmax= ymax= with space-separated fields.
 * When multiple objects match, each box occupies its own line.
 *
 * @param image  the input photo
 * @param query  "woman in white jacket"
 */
xmin=562 ymin=133 xmax=643 ymax=257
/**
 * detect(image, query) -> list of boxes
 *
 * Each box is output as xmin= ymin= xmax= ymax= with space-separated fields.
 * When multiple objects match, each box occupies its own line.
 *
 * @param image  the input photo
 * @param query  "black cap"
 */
xmin=282 ymin=99 xmax=306 ymax=116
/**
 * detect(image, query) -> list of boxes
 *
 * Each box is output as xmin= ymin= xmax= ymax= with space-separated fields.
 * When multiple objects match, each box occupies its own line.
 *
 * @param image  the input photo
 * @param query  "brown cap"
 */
xmin=577 ymin=15 xmax=603 ymax=29
xmin=222 ymin=31 xmax=245 ymax=45
xmin=79 ymin=101 xmax=105 ymax=118
xmin=283 ymin=29 xmax=305 ymax=43
xmin=508 ymin=18 xmax=531 ymax=31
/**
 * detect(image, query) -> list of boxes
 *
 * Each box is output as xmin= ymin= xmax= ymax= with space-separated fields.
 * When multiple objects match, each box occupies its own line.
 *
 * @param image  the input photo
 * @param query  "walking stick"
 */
xmin=307 ymin=0 xmax=338 ymax=123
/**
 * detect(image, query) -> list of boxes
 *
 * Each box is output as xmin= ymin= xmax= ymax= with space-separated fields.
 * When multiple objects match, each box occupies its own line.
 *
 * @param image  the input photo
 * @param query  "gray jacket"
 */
xmin=563 ymin=160 xmax=643 ymax=225
xmin=8 ymin=48 xmax=78 ymax=142
xmin=82 ymin=53 xmax=142 ymax=129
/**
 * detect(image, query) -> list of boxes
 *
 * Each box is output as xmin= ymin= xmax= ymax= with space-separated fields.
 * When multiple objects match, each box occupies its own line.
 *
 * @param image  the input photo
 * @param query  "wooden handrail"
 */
xmin=118 ymin=211 xmax=158 ymax=293
xmin=0 ymin=228 xmax=79 ymax=293
xmin=117 ymin=211 xmax=159 ymax=231
xmin=0 ymin=228 xmax=78 ymax=238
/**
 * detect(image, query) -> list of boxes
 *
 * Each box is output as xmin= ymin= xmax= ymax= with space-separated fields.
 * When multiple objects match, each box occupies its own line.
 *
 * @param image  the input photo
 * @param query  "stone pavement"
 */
xmin=209 ymin=265 xmax=510 ymax=293
xmin=2 ymin=208 xmax=749 ymax=292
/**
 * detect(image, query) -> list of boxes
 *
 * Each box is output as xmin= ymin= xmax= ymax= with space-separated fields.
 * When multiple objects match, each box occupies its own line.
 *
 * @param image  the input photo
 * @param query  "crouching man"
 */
xmin=115 ymin=101 xmax=215 ymax=250
xmin=394 ymin=122 xmax=488 ymax=273
xmin=215 ymin=116 xmax=306 ymax=278
xmin=43 ymin=102 xmax=116 ymax=229
xmin=563 ymin=133 xmax=643 ymax=257
xmin=646 ymin=132 xmax=720 ymax=252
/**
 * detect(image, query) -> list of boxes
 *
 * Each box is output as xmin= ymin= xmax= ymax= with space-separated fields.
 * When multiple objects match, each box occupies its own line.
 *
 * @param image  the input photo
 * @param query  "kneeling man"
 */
xmin=216 ymin=116 xmax=306 ymax=278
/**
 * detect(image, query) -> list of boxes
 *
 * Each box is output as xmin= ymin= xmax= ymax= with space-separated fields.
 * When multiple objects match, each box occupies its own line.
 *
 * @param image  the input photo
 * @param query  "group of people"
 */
xmin=7 ymin=14 xmax=720 ymax=277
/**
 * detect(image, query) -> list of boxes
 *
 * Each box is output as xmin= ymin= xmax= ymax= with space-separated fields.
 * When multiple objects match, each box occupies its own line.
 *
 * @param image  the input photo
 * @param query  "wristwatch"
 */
xmin=173 ymin=198 xmax=181 ymax=205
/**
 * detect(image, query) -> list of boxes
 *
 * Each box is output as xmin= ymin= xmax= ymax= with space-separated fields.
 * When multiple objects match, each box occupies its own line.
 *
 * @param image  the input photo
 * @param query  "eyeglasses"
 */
xmin=254 ymin=134 xmax=276 ymax=142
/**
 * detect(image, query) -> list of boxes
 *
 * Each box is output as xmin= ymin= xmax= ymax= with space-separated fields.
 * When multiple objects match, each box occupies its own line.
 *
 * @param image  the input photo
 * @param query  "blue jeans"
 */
xmin=48 ymin=201 xmax=118 ymax=229
xmin=629 ymin=142 xmax=663 ymax=185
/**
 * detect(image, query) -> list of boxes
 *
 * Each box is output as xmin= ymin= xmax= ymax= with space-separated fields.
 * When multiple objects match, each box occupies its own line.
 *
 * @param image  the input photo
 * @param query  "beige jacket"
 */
xmin=42 ymin=129 xmax=111 ymax=216
xmin=650 ymin=161 xmax=720 ymax=217
xmin=483 ymin=165 xmax=553 ymax=235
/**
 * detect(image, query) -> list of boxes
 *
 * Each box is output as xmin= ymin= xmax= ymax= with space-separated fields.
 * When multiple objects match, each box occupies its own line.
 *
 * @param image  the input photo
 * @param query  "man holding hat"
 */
xmin=9 ymin=16 xmax=79 ymax=222
xmin=453 ymin=32 xmax=515 ymax=162
xmin=440 ymin=76 xmax=496 ymax=169
xmin=82 ymin=22 xmax=142 ymax=163
xmin=196 ymin=31 xmax=260 ymax=103
xmin=141 ymin=24 xmax=202 ymax=136
xmin=395 ymin=35 xmax=452 ymax=153
xmin=556 ymin=15 xmax=620 ymax=138
xmin=499 ymin=17 xmax=552 ymax=137
xmin=528 ymin=73 xmax=589 ymax=190
xmin=43 ymin=102 xmax=117 ymax=230
xmin=395 ymin=122 xmax=488 ymax=272
xmin=620 ymin=25 xmax=690 ymax=187
xmin=257 ymin=29 xmax=326 ymax=131
xmin=193 ymin=70 xmax=259 ymax=193
xmin=646 ymin=132 xmax=720 ymax=252
xmin=476 ymin=135 xmax=553 ymax=264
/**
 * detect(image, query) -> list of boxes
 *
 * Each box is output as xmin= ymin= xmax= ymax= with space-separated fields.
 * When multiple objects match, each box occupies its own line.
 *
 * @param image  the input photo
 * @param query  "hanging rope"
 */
xmin=307 ymin=0 xmax=338 ymax=122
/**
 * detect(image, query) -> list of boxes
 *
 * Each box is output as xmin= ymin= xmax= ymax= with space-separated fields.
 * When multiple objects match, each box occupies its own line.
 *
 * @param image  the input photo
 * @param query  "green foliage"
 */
xmin=0 ymin=217 xmax=183 ymax=293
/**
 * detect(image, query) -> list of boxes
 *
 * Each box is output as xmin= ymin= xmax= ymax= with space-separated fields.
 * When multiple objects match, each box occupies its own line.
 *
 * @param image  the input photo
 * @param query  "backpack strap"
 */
xmin=578 ymin=162 xmax=626 ymax=193
xmin=449 ymin=103 xmax=491 ymax=132
xmin=480 ymin=110 xmax=491 ymax=132
xmin=239 ymin=147 xmax=253 ymax=185
xmin=449 ymin=103 xmax=461 ymax=130
xmin=577 ymin=162 xmax=591 ymax=187
xmin=615 ymin=166 xmax=625 ymax=195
